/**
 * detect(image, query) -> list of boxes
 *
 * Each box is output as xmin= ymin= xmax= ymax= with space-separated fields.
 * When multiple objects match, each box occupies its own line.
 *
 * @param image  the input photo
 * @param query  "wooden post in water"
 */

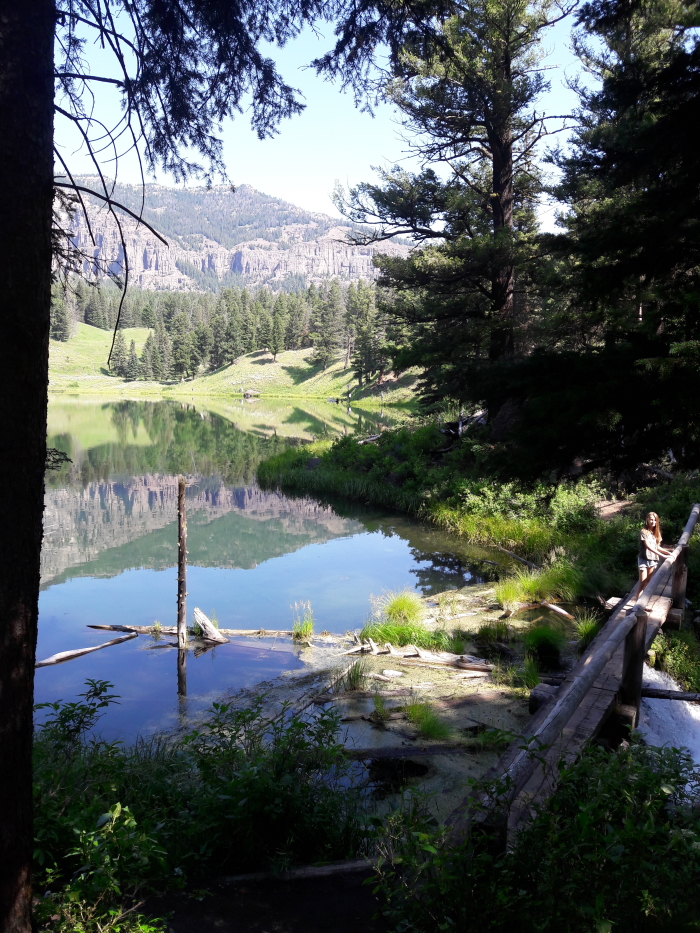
xmin=620 ymin=609 xmax=647 ymax=727
xmin=177 ymin=477 xmax=187 ymax=649
xmin=177 ymin=476 xmax=187 ymax=697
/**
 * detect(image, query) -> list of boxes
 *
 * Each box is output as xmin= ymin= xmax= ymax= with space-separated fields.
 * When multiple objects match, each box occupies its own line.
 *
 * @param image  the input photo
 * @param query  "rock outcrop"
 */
xmin=69 ymin=180 xmax=410 ymax=290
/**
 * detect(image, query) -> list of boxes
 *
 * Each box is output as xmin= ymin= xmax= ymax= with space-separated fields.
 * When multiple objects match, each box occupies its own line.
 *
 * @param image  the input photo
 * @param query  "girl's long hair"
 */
xmin=645 ymin=512 xmax=662 ymax=544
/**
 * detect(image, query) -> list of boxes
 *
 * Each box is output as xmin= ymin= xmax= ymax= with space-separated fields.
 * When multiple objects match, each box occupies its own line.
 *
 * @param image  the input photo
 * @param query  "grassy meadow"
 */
xmin=49 ymin=323 xmax=419 ymax=405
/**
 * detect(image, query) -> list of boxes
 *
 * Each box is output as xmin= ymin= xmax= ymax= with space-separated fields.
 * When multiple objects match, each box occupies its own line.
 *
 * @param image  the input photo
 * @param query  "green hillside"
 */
xmin=49 ymin=323 xmax=418 ymax=405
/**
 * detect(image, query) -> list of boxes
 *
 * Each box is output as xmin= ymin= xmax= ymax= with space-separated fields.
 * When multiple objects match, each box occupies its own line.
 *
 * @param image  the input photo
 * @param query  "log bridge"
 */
xmin=447 ymin=502 xmax=700 ymax=844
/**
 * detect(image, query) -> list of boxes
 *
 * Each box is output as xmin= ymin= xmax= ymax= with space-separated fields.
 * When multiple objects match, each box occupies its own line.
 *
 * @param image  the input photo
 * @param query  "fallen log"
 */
xmin=542 ymin=601 xmax=575 ymax=621
xmin=493 ymin=546 xmax=541 ymax=571
xmin=36 ymin=633 xmax=137 ymax=668
xmin=348 ymin=744 xmax=469 ymax=760
xmin=219 ymin=858 xmax=374 ymax=885
xmin=641 ymin=688 xmax=700 ymax=702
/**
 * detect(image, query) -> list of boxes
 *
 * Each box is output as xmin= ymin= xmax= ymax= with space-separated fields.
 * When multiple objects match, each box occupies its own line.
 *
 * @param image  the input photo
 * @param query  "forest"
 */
xmin=51 ymin=278 xmax=391 ymax=385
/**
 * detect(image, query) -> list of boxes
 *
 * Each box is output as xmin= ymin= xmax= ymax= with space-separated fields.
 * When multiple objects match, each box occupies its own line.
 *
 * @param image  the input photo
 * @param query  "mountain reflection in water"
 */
xmin=38 ymin=398 xmax=502 ymax=738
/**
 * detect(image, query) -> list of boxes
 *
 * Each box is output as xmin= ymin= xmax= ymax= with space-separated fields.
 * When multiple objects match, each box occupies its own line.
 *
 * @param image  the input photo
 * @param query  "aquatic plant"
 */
xmin=371 ymin=693 xmax=392 ymax=722
xmin=404 ymin=701 xmax=452 ymax=741
xmin=523 ymin=625 xmax=566 ymax=670
xmin=292 ymin=600 xmax=314 ymax=641
xmin=573 ymin=610 xmax=603 ymax=652
xmin=437 ymin=589 xmax=459 ymax=618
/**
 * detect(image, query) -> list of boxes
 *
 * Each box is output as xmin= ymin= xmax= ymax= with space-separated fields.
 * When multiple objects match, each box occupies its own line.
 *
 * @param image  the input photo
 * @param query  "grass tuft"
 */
xmin=360 ymin=619 xmax=453 ymax=652
xmin=404 ymin=701 xmax=452 ymax=741
xmin=340 ymin=659 xmax=367 ymax=692
xmin=523 ymin=625 xmax=566 ymax=670
xmin=475 ymin=620 xmax=510 ymax=644
xmin=573 ymin=610 xmax=603 ymax=652
xmin=495 ymin=561 xmax=583 ymax=610
xmin=377 ymin=589 xmax=425 ymax=626
xmin=292 ymin=600 xmax=314 ymax=641
xmin=521 ymin=655 xmax=541 ymax=689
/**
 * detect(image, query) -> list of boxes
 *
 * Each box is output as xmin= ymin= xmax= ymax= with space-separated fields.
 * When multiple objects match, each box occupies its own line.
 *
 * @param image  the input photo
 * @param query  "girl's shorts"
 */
xmin=638 ymin=558 xmax=659 ymax=570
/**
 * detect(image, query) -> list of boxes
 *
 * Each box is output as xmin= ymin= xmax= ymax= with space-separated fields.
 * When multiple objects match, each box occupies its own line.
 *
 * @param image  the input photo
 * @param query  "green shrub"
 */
xmin=651 ymin=629 xmax=700 ymax=692
xmin=33 ymin=680 xmax=370 ymax=909
xmin=374 ymin=742 xmax=700 ymax=932
xmin=523 ymin=625 xmax=566 ymax=669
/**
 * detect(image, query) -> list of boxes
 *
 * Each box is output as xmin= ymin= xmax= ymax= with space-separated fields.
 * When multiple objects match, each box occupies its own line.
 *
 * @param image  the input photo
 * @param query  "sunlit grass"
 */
xmin=360 ymin=619 xmax=452 ymax=651
xmin=340 ymin=659 xmax=367 ymax=692
xmin=378 ymin=589 xmax=425 ymax=626
xmin=521 ymin=655 xmax=541 ymax=689
xmin=495 ymin=561 xmax=583 ymax=609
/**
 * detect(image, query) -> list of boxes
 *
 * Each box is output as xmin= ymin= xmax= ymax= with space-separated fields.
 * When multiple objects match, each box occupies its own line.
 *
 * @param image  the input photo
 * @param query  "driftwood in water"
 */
xmin=493 ymin=545 xmax=540 ymax=571
xmin=88 ymin=623 xmax=296 ymax=638
xmin=193 ymin=608 xmax=229 ymax=644
xmin=36 ymin=633 xmax=137 ymax=668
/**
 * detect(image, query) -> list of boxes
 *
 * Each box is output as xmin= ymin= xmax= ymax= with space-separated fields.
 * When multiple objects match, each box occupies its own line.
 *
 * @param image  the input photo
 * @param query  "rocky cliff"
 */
xmin=41 ymin=476 xmax=361 ymax=586
xmin=70 ymin=179 xmax=410 ymax=290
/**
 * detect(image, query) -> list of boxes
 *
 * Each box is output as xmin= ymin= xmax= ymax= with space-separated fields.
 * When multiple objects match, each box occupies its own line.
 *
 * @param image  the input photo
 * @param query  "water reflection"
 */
xmin=38 ymin=398 xmax=504 ymax=738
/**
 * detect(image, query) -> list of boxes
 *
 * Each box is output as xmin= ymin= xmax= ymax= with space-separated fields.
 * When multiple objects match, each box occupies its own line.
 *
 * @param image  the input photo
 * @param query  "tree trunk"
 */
xmin=0 ymin=2 xmax=54 ymax=930
xmin=489 ymin=119 xmax=515 ymax=362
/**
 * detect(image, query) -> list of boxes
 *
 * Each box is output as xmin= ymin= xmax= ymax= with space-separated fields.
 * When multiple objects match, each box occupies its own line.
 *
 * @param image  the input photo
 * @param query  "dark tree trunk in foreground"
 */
xmin=0 ymin=1 xmax=55 ymax=930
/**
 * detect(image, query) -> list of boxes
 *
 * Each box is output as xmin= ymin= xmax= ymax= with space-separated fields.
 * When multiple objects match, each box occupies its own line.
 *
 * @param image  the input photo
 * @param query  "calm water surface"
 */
xmin=38 ymin=397 xmax=503 ymax=738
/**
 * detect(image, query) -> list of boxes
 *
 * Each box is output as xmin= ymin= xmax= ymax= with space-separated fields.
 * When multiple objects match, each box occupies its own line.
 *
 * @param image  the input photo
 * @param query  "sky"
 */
xmin=54 ymin=14 xmax=584 ymax=227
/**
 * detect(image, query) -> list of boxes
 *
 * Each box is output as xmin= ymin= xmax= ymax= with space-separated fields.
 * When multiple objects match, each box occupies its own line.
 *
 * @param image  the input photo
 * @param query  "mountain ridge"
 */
xmin=68 ymin=177 xmax=410 ymax=291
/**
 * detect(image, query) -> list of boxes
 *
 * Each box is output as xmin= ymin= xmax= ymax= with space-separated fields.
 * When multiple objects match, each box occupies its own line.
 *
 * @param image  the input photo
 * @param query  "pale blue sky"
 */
xmin=54 ymin=15 xmax=582 ymax=226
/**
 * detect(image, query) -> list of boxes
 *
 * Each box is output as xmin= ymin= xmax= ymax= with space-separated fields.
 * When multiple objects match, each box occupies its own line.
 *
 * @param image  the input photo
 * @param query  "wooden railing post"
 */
xmin=620 ymin=609 xmax=647 ymax=727
xmin=672 ymin=544 xmax=688 ymax=614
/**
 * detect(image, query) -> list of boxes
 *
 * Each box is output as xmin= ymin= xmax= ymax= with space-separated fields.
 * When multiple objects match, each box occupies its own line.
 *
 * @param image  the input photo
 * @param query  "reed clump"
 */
xmin=573 ymin=609 xmax=603 ymax=652
xmin=523 ymin=624 xmax=566 ymax=670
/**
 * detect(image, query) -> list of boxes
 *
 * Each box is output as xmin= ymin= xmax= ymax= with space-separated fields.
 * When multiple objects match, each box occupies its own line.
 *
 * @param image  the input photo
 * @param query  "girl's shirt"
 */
xmin=639 ymin=528 xmax=659 ymax=561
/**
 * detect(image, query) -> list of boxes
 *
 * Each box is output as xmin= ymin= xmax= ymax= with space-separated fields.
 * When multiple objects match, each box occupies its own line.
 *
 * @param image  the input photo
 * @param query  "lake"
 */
xmin=38 ymin=397 xmax=504 ymax=738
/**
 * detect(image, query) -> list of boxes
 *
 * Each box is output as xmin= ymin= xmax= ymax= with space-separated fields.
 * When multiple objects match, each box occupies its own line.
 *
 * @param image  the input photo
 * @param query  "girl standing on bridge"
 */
xmin=638 ymin=512 xmax=672 ymax=592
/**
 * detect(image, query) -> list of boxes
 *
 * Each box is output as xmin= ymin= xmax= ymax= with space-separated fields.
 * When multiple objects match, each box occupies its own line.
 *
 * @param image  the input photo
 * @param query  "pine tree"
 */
xmin=270 ymin=294 xmax=288 ymax=361
xmin=255 ymin=301 xmax=272 ymax=351
xmin=85 ymin=288 xmax=106 ymax=329
xmin=126 ymin=340 xmax=140 ymax=380
xmin=171 ymin=311 xmax=193 ymax=378
xmin=150 ymin=339 xmax=163 ymax=382
xmin=311 ymin=279 xmax=344 ymax=369
xmin=155 ymin=318 xmax=173 ymax=381
xmin=110 ymin=330 xmax=128 ymax=377
xmin=285 ymin=293 xmax=307 ymax=349
xmin=142 ymin=303 xmax=157 ymax=329
xmin=140 ymin=333 xmax=155 ymax=380
xmin=209 ymin=312 xmax=229 ymax=369
xmin=193 ymin=321 xmax=212 ymax=371
xmin=50 ymin=295 xmax=71 ymax=342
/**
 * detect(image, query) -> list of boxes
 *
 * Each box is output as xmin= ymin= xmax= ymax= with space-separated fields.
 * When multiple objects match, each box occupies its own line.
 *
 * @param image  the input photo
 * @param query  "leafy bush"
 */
xmin=651 ymin=629 xmax=700 ymax=692
xmin=374 ymin=742 xmax=700 ymax=932
xmin=33 ymin=681 xmax=370 ymax=916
